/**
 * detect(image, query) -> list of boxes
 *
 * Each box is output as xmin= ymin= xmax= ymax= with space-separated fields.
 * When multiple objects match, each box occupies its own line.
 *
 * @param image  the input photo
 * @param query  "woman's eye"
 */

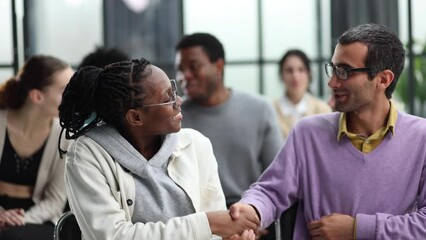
xmin=165 ymin=94 xmax=173 ymax=102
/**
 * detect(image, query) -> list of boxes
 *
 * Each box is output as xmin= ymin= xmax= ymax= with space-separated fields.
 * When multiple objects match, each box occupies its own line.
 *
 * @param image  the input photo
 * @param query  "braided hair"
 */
xmin=58 ymin=58 xmax=151 ymax=155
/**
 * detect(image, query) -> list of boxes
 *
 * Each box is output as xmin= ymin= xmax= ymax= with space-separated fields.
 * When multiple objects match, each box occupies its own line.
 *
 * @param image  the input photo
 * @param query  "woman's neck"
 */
xmin=139 ymin=137 xmax=162 ymax=160
xmin=122 ymin=127 xmax=163 ymax=160
xmin=7 ymin=105 xmax=52 ymax=136
xmin=286 ymin=91 xmax=304 ymax=105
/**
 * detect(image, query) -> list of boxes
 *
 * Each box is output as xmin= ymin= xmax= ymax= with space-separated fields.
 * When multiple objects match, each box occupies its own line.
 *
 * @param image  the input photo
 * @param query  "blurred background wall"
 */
xmin=1 ymin=0 xmax=426 ymax=116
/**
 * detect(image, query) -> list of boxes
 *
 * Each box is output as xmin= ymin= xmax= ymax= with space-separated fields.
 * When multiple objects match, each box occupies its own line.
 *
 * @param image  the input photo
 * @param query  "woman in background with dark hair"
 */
xmin=0 ymin=55 xmax=73 ymax=239
xmin=274 ymin=49 xmax=331 ymax=138
xmin=59 ymin=58 xmax=258 ymax=240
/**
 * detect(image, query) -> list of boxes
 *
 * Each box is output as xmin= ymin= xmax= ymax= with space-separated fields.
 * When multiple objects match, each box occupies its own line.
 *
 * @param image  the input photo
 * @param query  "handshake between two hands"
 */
xmin=207 ymin=203 xmax=261 ymax=240
xmin=208 ymin=203 xmax=356 ymax=240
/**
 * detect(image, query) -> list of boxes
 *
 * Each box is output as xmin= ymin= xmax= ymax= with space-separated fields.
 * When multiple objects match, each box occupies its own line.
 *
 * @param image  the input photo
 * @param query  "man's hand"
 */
xmin=207 ymin=208 xmax=259 ymax=238
xmin=0 ymin=209 xmax=25 ymax=230
xmin=229 ymin=203 xmax=260 ymax=224
xmin=308 ymin=213 xmax=355 ymax=240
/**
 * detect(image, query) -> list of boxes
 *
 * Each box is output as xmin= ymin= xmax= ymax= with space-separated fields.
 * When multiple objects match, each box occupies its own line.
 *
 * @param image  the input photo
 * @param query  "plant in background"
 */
xmin=395 ymin=40 xmax=426 ymax=117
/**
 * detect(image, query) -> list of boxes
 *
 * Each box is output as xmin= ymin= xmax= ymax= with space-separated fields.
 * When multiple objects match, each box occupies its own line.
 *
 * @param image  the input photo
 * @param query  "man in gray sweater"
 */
xmin=175 ymin=33 xmax=283 ymax=239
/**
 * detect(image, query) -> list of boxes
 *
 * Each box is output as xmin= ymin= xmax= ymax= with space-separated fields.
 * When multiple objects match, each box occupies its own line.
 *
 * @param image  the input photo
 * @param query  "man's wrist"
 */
xmin=249 ymin=204 xmax=261 ymax=220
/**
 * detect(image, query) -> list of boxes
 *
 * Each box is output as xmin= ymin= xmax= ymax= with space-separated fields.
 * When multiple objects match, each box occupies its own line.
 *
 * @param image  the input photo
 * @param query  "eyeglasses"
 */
xmin=324 ymin=62 xmax=370 ymax=80
xmin=138 ymin=79 xmax=178 ymax=108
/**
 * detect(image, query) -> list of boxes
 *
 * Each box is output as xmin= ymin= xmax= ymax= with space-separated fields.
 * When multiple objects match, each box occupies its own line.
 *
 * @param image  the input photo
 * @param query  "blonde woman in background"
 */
xmin=0 ymin=55 xmax=73 ymax=240
xmin=274 ymin=49 xmax=331 ymax=138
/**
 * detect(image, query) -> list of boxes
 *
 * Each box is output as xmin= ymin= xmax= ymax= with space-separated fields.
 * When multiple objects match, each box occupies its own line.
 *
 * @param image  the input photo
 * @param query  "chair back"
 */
xmin=53 ymin=211 xmax=81 ymax=240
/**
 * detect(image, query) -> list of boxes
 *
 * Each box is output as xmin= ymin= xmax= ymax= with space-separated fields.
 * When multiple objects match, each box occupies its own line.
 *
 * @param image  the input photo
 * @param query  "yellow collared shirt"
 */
xmin=337 ymin=101 xmax=397 ymax=153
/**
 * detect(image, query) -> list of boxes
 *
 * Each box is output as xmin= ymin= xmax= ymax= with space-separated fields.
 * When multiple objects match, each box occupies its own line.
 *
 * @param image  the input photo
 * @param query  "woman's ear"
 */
xmin=126 ymin=109 xmax=144 ymax=126
xmin=28 ymin=89 xmax=44 ymax=104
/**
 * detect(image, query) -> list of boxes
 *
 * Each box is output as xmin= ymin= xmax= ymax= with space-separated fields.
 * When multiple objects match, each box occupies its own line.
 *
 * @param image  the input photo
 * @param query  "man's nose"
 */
xmin=327 ymin=74 xmax=340 ymax=89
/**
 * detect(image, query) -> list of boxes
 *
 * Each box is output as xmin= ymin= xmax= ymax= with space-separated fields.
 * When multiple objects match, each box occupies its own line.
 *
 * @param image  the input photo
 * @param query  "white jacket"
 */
xmin=65 ymin=128 xmax=226 ymax=240
xmin=0 ymin=110 xmax=68 ymax=224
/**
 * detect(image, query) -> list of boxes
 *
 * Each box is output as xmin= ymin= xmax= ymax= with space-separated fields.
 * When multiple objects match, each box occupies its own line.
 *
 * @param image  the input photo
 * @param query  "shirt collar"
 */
xmin=337 ymin=100 xmax=397 ymax=141
xmin=279 ymin=93 xmax=308 ymax=116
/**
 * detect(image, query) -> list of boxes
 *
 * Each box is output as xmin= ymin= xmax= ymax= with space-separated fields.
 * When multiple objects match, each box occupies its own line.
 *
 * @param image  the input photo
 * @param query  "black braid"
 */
xmin=58 ymin=58 xmax=151 ymax=156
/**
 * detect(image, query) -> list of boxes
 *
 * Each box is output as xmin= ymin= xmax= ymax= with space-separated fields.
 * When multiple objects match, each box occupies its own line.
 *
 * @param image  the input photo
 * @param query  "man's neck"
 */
xmin=346 ymin=99 xmax=391 ymax=137
xmin=197 ymin=87 xmax=231 ymax=107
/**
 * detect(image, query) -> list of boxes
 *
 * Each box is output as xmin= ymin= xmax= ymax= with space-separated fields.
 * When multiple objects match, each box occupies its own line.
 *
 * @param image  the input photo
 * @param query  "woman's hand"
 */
xmin=0 ymin=209 xmax=25 ymax=230
xmin=225 ymin=229 xmax=257 ymax=240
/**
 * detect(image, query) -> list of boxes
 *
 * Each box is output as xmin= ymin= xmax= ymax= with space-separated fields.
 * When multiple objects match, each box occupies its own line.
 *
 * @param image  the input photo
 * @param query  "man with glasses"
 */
xmin=230 ymin=23 xmax=426 ymax=239
xmin=175 ymin=33 xmax=283 ymax=239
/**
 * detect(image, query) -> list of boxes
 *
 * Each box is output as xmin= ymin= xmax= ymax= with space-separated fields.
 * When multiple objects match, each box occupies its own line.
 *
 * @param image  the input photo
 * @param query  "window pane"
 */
xmin=262 ymin=0 xmax=319 ymax=60
xmin=0 ymin=68 xmax=14 ymax=85
xmin=398 ymin=0 xmax=426 ymax=116
xmin=224 ymin=64 xmax=259 ymax=95
xmin=27 ymin=0 xmax=103 ymax=65
xmin=399 ymin=0 xmax=426 ymax=51
xmin=263 ymin=64 xmax=281 ymax=100
xmin=104 ymin=0 xmax=181 ymax=66
xmin=184 ymin=0 xmax=258 ymax=61
xmin=0 ymin=0 xmax=13 ymax=63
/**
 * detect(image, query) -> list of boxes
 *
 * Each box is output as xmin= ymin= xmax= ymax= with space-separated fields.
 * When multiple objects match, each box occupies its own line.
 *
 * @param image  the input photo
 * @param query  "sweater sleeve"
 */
xmin=25 ymin=155 xmax=66 ymax=224
xmin=240 ymin=129 xmax=300 ymax=229
xmin=65 ymin=138 xmax=214 ymax=240
xmin=201 ymin=137 xmax=227 ymax=212
xmin=356 ymin=160 xmax=426 ymax=239
xmin=200 ymin=134 xmax=226 ymax=240
xmin=25 ymin=120 xmax=68 ymax=224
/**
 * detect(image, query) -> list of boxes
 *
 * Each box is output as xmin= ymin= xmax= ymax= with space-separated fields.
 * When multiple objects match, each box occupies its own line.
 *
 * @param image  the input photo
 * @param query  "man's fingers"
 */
xmin=308 ymin=220 xmax=322 ymax=229
xmin=308 ymin=227 xmax=323 ymax=237
xmin=229 ymin=204 xmax=241 ymax=219
xmin=244 ymin=220 xmax=258 ymax=231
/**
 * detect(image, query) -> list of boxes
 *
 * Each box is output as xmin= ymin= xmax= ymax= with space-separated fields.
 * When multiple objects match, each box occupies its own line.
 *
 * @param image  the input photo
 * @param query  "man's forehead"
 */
xmin=177 ymin=47 xmax=208 ymax=61
xmin=332 ymin=42 xmax=368 ymax=66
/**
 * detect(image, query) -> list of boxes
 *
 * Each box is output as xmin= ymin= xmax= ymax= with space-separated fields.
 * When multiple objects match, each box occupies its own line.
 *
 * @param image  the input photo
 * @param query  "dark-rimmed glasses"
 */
xmin=324 ymin=62 xmax=370 ymax=80
xmin=138 ymin=79 xmax=178 ymax=108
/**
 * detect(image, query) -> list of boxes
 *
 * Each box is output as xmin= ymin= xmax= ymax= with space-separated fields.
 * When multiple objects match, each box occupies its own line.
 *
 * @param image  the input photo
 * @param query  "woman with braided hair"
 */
xmin=0 ymin=55 xmax=73 ymax=239
xmin=58 ymin=58 xmax=258 ymax=240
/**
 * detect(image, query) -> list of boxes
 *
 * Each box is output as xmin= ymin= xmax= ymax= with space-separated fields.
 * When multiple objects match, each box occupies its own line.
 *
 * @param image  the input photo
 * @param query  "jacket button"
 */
xmin=127 ymin=199 xmax=133 ymax=206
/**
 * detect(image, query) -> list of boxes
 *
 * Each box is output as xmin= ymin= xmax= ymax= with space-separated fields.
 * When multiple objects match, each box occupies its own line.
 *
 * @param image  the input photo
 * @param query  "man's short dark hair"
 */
xmin=338 ymin=23 xmax=405 ymax=99
xmin=175 ymin=33 xmax=225 ymax=63
xmin=79 ymin=47 xmax=130 ymax=69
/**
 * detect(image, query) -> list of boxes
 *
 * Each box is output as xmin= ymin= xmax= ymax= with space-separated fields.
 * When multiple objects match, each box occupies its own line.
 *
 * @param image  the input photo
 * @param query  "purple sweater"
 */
xmin=241 ymin=112 xmax=426 ymax=239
